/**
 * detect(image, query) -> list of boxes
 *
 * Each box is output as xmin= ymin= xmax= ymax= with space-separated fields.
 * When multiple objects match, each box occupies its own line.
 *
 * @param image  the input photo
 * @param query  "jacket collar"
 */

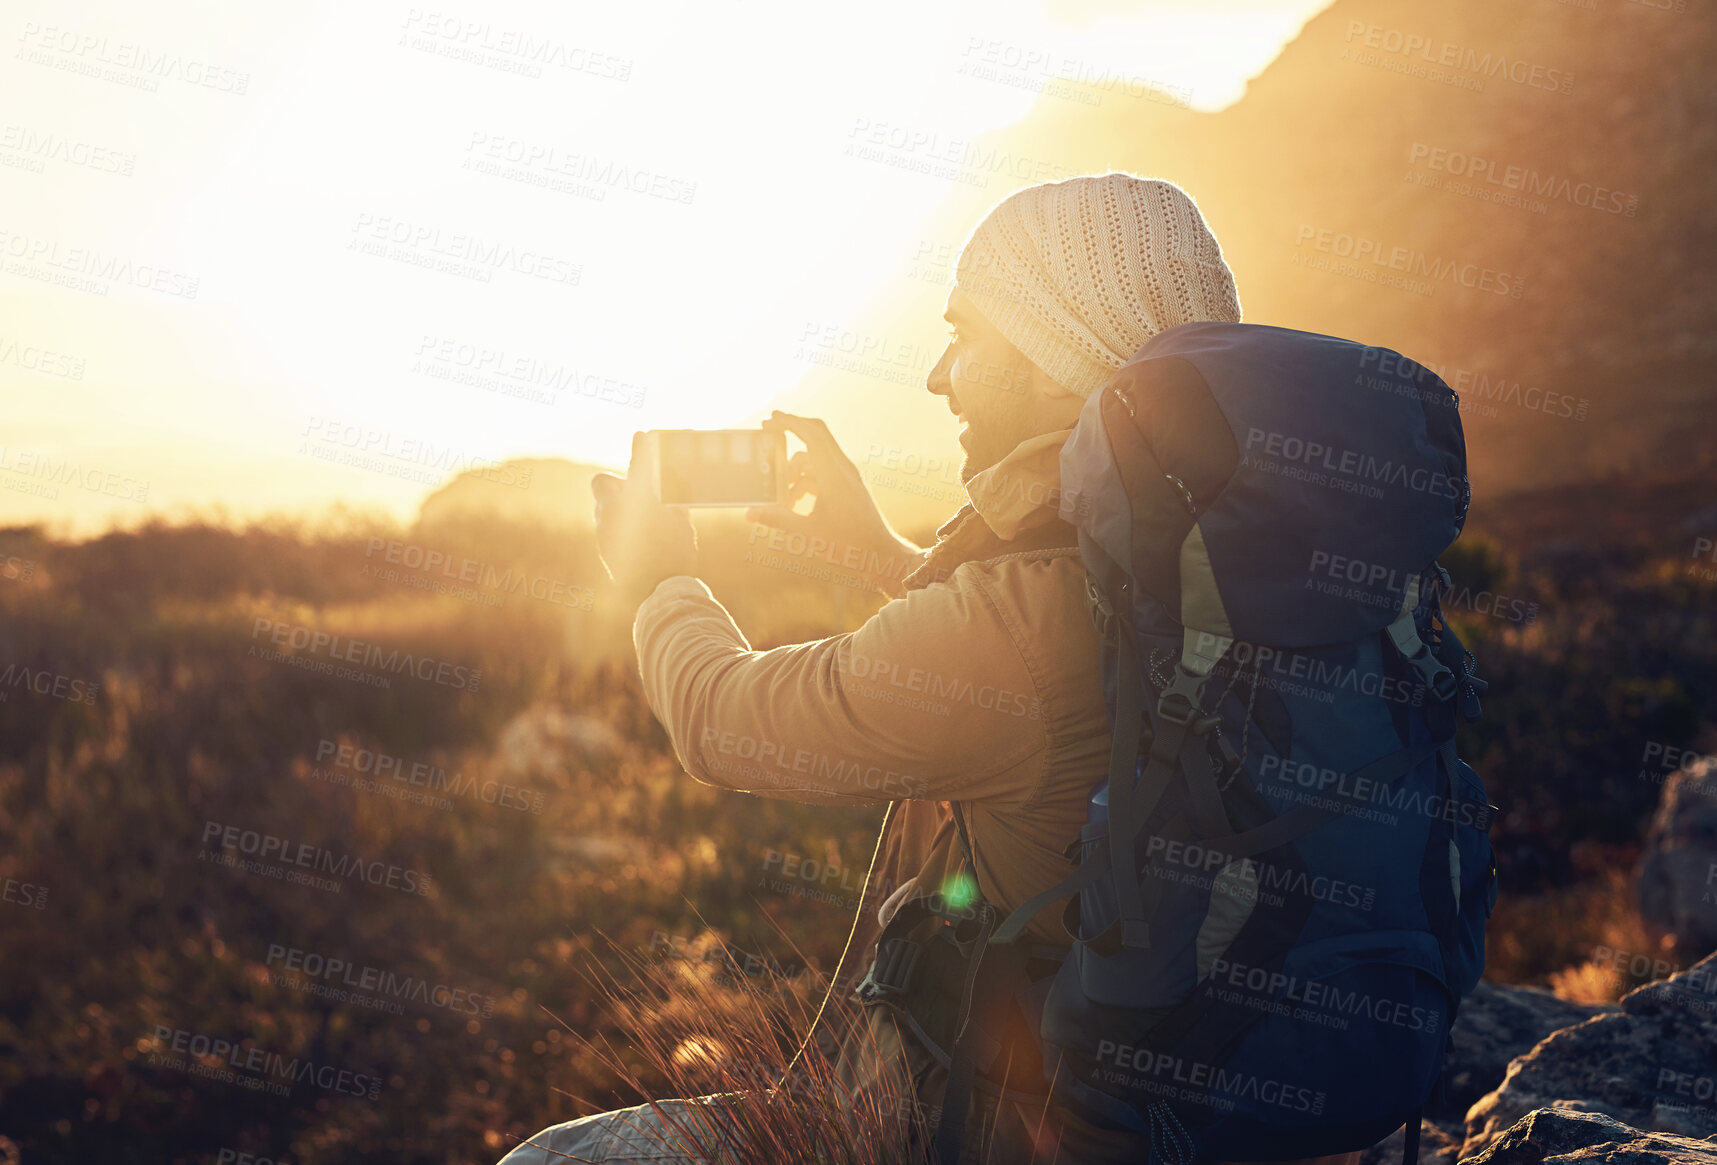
xmin=901 ymin=428 xmax=1079 ymax=593
xmin=963 ymin=427 xmax=1073 ymax=540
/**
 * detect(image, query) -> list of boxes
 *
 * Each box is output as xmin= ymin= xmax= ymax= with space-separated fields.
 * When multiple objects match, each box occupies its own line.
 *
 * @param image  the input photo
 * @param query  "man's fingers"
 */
xmin=766 ymin=411 xmax=852 ymax=467
xmin=592 ymin=472 xmax=623 ymax=499
xmin=745 ymin=503 xmax=814 ymax=534
xmin=785 ymin=450 xmax=816 ymax=493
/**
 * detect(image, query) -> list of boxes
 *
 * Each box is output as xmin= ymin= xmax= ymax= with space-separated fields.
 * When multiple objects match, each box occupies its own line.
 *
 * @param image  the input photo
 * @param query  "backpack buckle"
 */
xmin=855 ymin=936 xmax=924 ymax=1003
xmin=1156 ymin=694 xmax=1197 ymax=726
xmin=1156 ymin=669 xmax=1217 ymax=735
xmin=1085 ymin=575 xmax=1118 ymax=641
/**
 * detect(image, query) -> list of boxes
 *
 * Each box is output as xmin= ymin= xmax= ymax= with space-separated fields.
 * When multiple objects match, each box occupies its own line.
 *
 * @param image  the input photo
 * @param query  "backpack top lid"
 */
xmin=1059 ymin=321 xmax=1468 ymax=650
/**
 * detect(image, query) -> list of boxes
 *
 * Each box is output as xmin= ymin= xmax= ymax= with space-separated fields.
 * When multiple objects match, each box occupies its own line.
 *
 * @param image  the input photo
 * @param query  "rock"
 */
xmin=1462 ymin=1107 xmax=1717 ymax=1163
xmin=1438 ymin=980 xmax=1618 ymax=1123
xmin=495 ymin=707 xmax=625 ymax=783
xmin=1462 ymin=953 xmax=1717 ymax=1157
xmin=1637 ymin=757 xmax=1717 ymax=959
xmin=1353 ymin=982 xmax=1613 ymax=1163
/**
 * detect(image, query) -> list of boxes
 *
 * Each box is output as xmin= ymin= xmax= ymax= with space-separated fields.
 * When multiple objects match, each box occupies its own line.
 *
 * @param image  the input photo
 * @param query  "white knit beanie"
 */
xmin=954 ymin=173 xmax=1242 ymax=399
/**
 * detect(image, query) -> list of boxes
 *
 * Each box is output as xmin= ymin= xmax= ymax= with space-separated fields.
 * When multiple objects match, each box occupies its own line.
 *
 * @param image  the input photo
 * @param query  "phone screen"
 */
xmin=645 ymin=429 xmax=785 ymax=507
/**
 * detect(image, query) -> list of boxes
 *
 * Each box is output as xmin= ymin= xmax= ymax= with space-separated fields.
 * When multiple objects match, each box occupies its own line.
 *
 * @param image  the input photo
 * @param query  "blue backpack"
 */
xmin=902 ymin=322 xmax=1498 ymax=1165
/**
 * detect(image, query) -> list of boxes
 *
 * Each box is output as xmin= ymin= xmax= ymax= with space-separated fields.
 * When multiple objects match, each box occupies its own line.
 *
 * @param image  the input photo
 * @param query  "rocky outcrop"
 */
xmin=1357 ymin=982 xmax=1616 ymax=1165
xmin=1463 ymin=1107 xmax=1717 ymax=1163
xmin=1638 ymin=757 xmax=1717 ymax=959
xmin=1463 ymin=953 xmax=1717 ymax=1156
xmin=1439 ymin=980 xmax=1618 ymax=1124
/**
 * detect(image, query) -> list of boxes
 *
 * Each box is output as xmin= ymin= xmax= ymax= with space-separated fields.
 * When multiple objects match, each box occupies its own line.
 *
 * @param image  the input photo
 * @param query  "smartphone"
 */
xmin=634 ymin=429 xmax=787 ymax=507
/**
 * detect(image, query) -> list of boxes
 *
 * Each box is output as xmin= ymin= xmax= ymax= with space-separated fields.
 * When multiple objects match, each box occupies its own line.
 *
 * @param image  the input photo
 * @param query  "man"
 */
xmin=500 ymin=174 xmax=1362 ymax=1164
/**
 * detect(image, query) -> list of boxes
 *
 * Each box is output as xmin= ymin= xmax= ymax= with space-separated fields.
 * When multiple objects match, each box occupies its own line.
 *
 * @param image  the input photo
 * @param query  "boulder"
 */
xmin=1637 ymin=757 xmax=1717 ymax=959
xmin=1463 ymin=953 xmax=1717 ymax=1156
xmin=1358 ymin=983 xmax=1615 ymax=1164
xmin=1462 ymin=1107 xmax=1717 ymax=1163
xmin=1438 ymin=980 xmax=1617 ymax=1123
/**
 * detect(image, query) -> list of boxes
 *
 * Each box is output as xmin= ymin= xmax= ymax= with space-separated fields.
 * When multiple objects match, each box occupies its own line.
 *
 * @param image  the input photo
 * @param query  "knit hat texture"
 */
xmin=954 ymin=173 xmax=1242 ymax=399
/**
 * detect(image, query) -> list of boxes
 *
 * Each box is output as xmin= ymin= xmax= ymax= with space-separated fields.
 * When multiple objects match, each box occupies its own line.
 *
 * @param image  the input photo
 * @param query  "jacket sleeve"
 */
xmin=632 ymin=571 xmax=1047 ymax=806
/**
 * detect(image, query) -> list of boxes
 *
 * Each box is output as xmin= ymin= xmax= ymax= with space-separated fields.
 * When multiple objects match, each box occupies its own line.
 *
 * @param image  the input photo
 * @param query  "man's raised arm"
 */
xmin=633 ymin=568 xmax=1045 ymax=807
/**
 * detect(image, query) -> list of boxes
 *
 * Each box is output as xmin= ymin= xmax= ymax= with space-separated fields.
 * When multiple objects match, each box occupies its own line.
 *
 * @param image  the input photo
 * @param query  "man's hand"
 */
xmin=593 ymin=437 xmax=697 ymax=605
xmin=746 ymin=411 xmax=924 ymax=597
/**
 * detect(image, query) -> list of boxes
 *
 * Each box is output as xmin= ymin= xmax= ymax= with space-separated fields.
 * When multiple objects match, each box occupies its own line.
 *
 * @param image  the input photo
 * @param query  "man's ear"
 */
xmin=1022 ymin=353 xmax=1080 ymax=402
xmin=1035 ymin=371 xmax=1080 ymax=400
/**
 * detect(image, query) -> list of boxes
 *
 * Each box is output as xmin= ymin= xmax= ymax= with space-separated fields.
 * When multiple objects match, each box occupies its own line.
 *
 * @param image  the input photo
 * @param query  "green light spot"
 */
xmin=941 ymin=872 xmax=979 ymax=911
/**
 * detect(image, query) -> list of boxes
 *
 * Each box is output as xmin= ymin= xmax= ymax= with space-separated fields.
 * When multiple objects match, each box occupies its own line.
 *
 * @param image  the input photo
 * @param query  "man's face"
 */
xmin=926 ymin=287 xmax=1080 ymax=482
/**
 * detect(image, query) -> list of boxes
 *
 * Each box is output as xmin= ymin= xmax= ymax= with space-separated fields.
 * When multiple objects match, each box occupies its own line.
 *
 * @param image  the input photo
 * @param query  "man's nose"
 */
xmin=926 ymin=343 xmax=955 ymax=399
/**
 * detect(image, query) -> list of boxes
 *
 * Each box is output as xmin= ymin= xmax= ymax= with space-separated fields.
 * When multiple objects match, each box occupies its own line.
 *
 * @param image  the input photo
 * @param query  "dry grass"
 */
xmin=505 ymin=931 xmax=932 ymax=1165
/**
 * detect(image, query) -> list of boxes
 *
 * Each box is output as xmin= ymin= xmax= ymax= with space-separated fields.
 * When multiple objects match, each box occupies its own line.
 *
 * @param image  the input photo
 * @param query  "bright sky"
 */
xmin=0 ymin=0 xmax=1332 ymax=534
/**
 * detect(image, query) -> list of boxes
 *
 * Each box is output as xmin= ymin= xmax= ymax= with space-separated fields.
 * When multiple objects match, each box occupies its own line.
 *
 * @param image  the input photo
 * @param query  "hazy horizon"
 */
xmin=1 ymin=0 xmax=1332 ymax=537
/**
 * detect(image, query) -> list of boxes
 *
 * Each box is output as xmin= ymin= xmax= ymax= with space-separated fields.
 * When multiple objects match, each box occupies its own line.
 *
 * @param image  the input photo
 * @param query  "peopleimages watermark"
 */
xmin=795 ymin=320 xmax=938 ymax=389
xmin=1242 ymin=426 xmax=1463 ymax=503
xmin=0 ymin=447 xmax=149 ymax=503
xmin=843 ymin=117 xmax=1076 ymax=190
xmin=903 ymin=237 xmax=962 ymax=286
xmin=145 ymin=1024 xmax=381 ymax=1100
xmin=1293 ymin=224 xmax=1526 ymax=300
xmin=1339 ymin=21 xmax=1574 ymax=95
xmin=844 ymin=647 xmax=1044 ymax=722
xmin=699 ymin=729 xmax=928 ymax=799
xmin=1205 ymin=955 xmax=1442 ymax=1034
xmin=758 ymin=847 xmax=869 ymax=908
xmin=267 ymin=943 xmax=496 ymax=1018
xmin=199 ymin=819 xmax=435 ymax=898
xmin=462 ymin=131 xmax=696 ymax=205
xmin=0 ymin=334 xmax=86 ymax=381
xmin=311 ymin=739 xmax=544 ymax=814
xmin=1406 ymin=143 xmax=1638 ymax=218
xmin=398 ymin=10 xmax=633 ymax=82
xmin=15 ymin=22 xmax=251 ymax=95
xmin=955 ymin=37 xmax=1193 ymax=109
xmin=646 ymin=930 xmax=817 ymax=987
xmin=0 ymin=123 xmax=135 ymax=177
xmin=3 ymin=874 xmax=48 ymax=910
xmin=1303 ymin=549 xmax=1539 ymax=626
xmin=1357 ymin=347 xmax=1589 ymax=424
xmin=1589 ymin=944 xmax=1683 ymax=992
xmin=0 ymin=663 xmax=99 ymax=705
xmin=216 ymin=1151 xmax=289 ymax=1165
xmin=1091 ymin=1042 xmax=1327 ymax=1116
xmin=757 ymin=849 xmax=977 ymax=920
xmin=0 ymin=227 xmax=199 ymax=299
xmin=1655 ymin=1069 xmax=1717 ymax=1117
xmin=1257 ymin=753 xmax=1495 ymax=831
xmin=249 ymin=616 xmax=482 ymax=692
xmin=362 ymin=536 xmax=592 ymax=612
xmin=301 ymin=415 xmax=530 ymax=491
xmin=742 ymin=525 xmax=919 ymax=592
xmin=1638 ymin=741 xmax=1716 ymax=796
xmin=1141 ymin=832 xmax=1378 ymax=912
xmin=412 ymin=332 xmax=648 ymax=408
xmin=1187 ymin=634 xmax=1428 ymax=710
xmin=1688 ymin=537 xmax=1717 ymax=583
xmin=348 ymin=211 xmax=581 ymax=287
